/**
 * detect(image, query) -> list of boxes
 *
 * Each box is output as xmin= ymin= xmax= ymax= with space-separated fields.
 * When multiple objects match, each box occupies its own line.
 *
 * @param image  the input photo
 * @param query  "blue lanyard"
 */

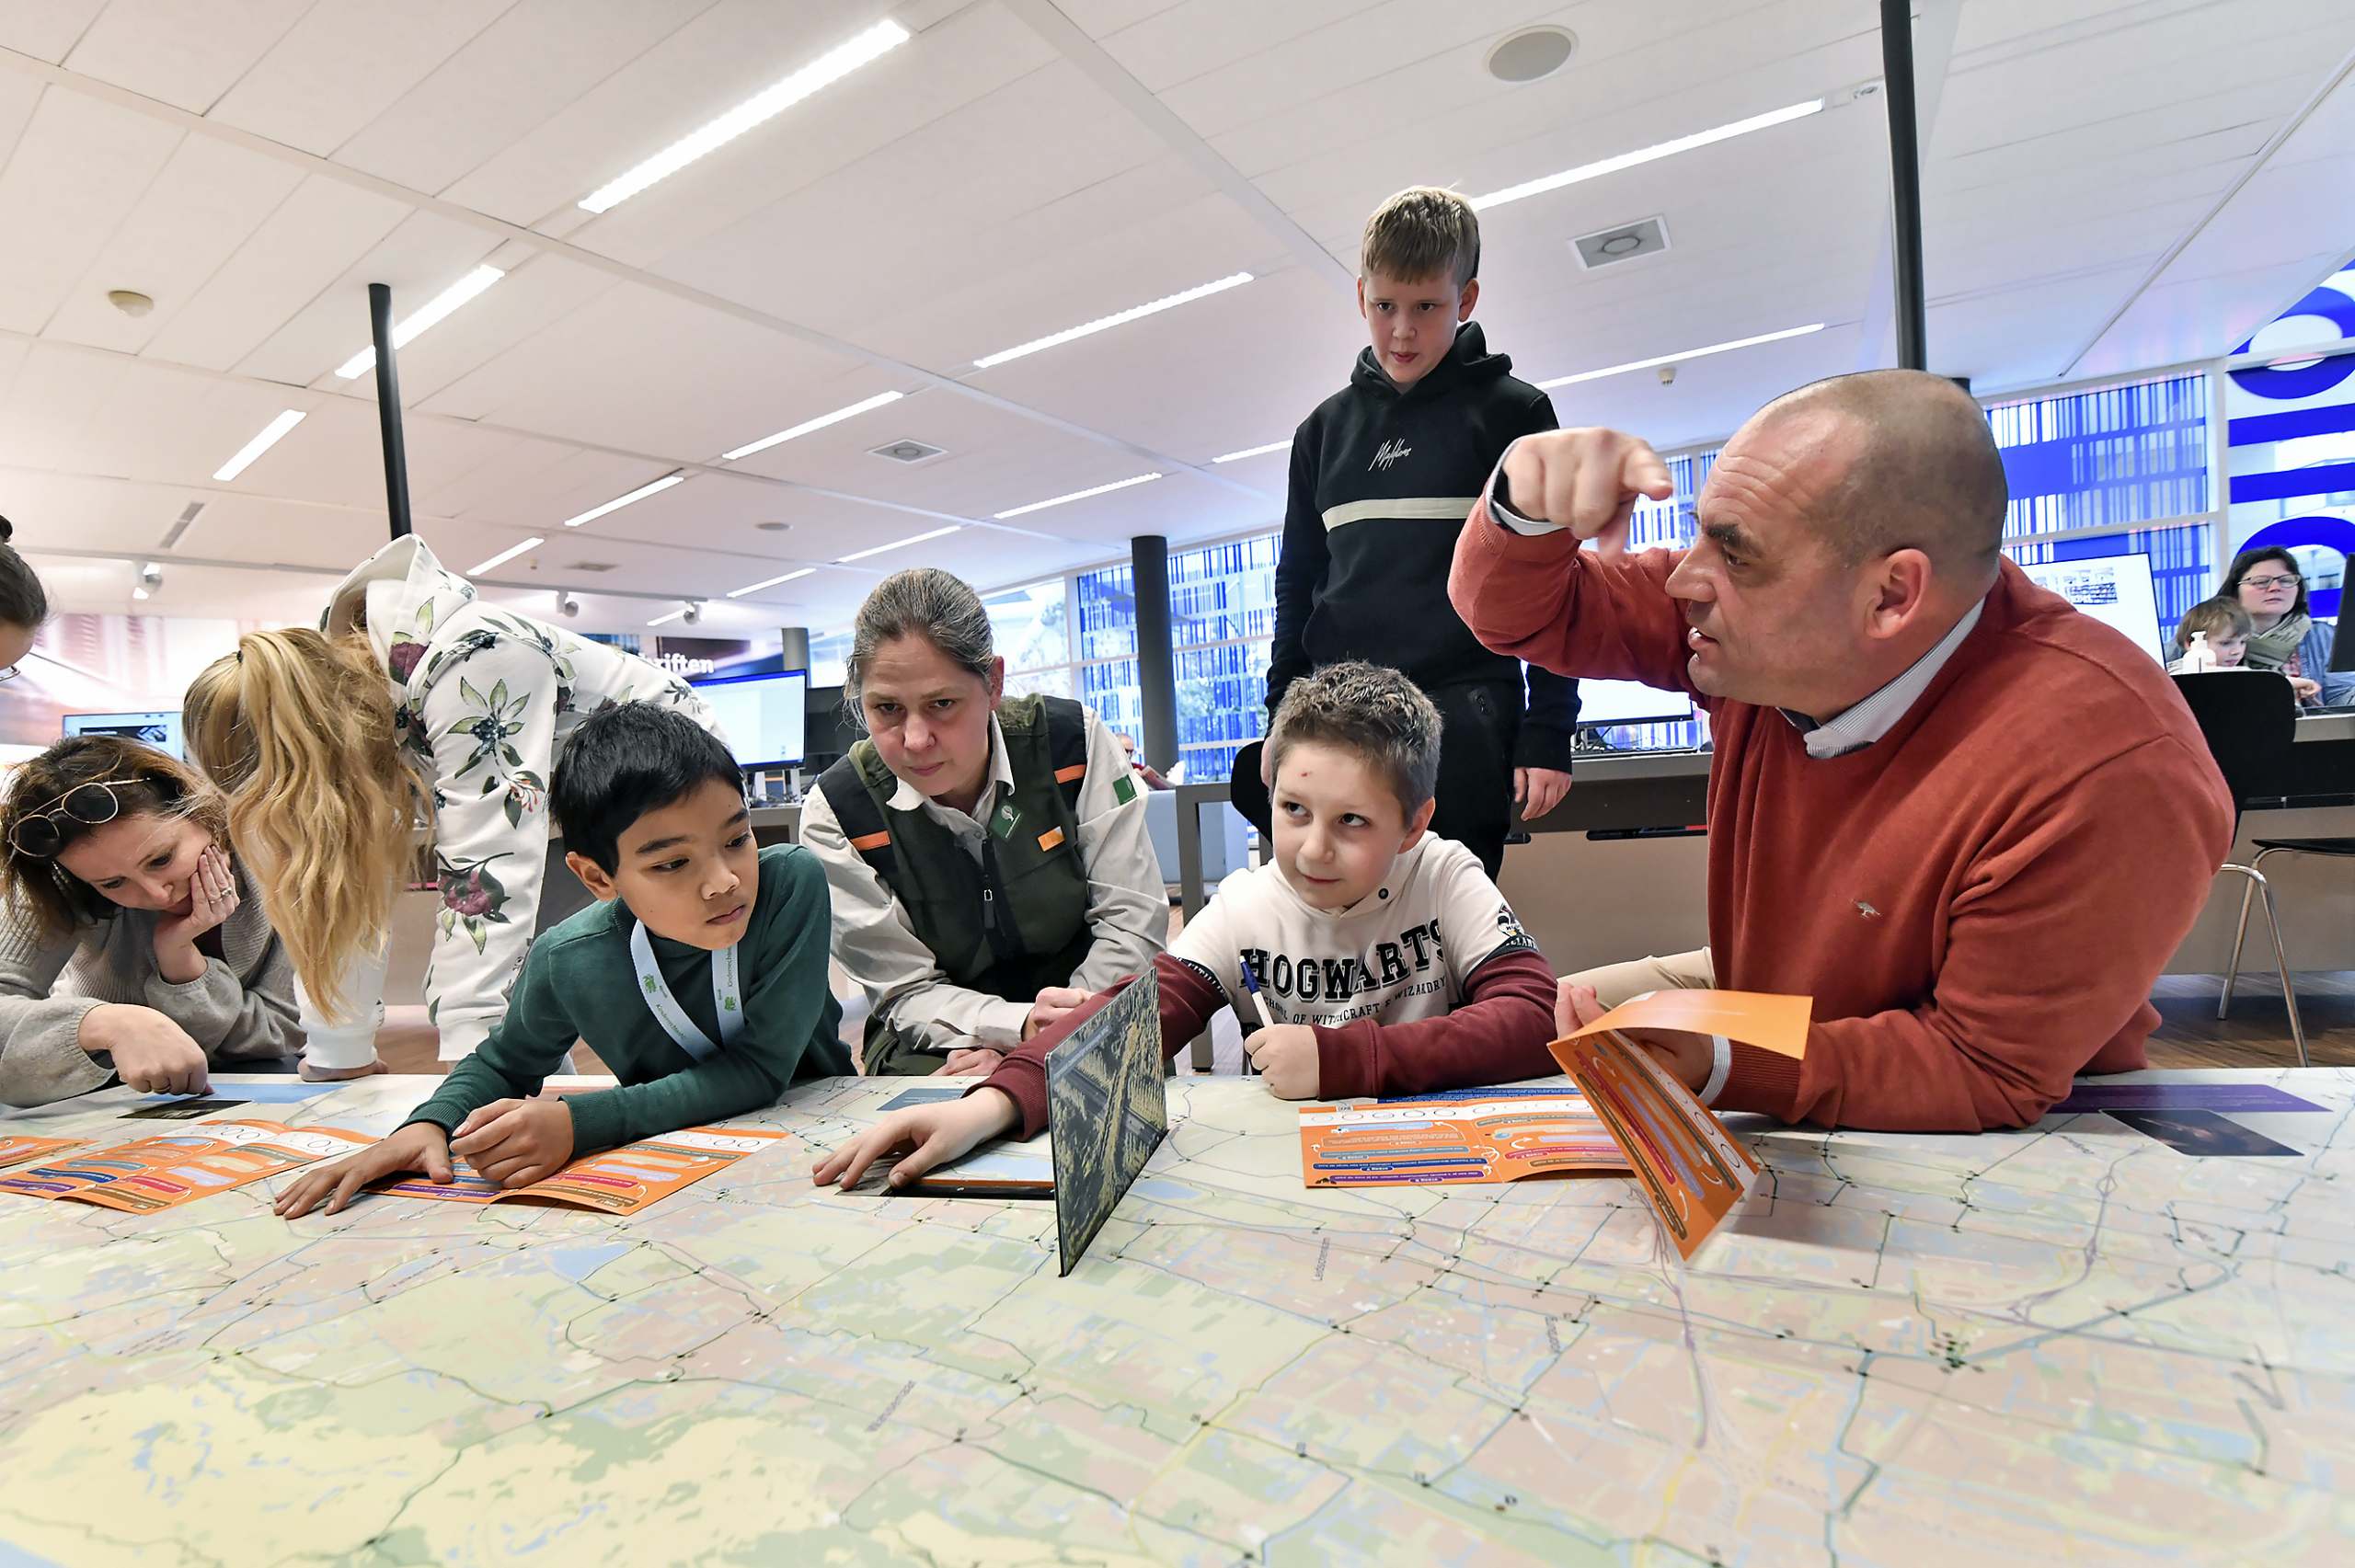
xmin=628 ymin=921 xmax=742 ymax=1060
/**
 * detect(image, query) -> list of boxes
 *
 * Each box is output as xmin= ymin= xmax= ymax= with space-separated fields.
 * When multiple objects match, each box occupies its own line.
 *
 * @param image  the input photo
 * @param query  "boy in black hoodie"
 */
xmin=1265 ymin=186 xmax=1578 ymax=878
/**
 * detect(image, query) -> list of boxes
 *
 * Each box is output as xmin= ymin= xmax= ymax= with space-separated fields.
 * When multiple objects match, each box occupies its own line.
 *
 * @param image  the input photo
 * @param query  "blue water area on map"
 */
xmin=0 ymin=1537 xmax=67 ymax=1566
xmin=546 ymin=1242 xmax=632 ymax=1282
xmin=141 ymin=1082 xmax=340 ymax=1104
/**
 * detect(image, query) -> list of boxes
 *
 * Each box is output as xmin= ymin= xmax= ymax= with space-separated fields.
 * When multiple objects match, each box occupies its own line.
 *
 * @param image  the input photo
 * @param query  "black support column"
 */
xmin=1880 ymin=0 xmax=1928 ymax=372
xmin=368 ymin=283 xmax=414 ymax=539
xmin=1130 ymin=535 xmax=1178 ymax=774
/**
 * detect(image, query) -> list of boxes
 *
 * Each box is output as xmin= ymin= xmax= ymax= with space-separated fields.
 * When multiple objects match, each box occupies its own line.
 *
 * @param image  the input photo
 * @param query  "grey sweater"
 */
xmin=0 ymin=860 xmax=301 ymax=1106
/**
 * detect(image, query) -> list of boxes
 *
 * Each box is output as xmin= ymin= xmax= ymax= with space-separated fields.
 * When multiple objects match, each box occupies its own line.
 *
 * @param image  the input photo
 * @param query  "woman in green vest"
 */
xmin=802 ymin=568 xmax=1167 ymax=1076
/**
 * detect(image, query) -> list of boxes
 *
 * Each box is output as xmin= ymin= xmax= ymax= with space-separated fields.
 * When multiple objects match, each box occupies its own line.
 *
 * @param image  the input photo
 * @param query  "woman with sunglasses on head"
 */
xmin=181 ymin=535 xmax=718 ymax=1066
xmin=0 ymin=737 xmax=381 ymax=1106
xmin=2220 ymin=547 xmax=2352 ymax=706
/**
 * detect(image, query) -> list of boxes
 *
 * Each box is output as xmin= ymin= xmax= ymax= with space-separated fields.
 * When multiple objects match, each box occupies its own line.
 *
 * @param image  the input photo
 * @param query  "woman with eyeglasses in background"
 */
xmin=2221 ymin=546 xmax=2354 ymax=707
xmin=0 ymin=736 xmax=384 ymax=1106
xmin=0 ymin=515 xmax=46 ymax=681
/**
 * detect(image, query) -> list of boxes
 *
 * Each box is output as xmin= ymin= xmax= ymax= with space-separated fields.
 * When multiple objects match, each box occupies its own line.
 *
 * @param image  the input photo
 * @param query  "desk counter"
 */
xmin=0 ymin=1070 xmax=2347 ymax=1563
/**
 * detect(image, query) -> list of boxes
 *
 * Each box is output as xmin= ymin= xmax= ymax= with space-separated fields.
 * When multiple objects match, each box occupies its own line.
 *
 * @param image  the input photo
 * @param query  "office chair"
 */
xmin=2171 ymin=671 xmax=2309 ymax=1066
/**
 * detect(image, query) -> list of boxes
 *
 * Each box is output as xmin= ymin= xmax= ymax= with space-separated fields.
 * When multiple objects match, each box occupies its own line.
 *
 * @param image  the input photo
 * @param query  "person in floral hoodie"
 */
xmin=186 ymin=536 xmax=720 ymax=1062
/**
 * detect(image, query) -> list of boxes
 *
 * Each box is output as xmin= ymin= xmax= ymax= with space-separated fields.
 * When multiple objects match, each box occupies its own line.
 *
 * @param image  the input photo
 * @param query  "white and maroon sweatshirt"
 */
xmin=982 ymin=834 xmax=1560 ymax=1135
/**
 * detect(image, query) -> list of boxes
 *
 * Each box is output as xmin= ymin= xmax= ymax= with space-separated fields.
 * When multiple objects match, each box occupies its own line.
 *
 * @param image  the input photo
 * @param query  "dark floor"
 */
xmin=2146 ymin=972 xmax=2353 ymax=1069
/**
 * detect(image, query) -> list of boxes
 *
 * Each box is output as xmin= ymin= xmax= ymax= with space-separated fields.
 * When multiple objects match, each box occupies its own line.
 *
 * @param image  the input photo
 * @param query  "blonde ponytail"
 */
xmin=184 ymin=628 xmax=416 ymax=1020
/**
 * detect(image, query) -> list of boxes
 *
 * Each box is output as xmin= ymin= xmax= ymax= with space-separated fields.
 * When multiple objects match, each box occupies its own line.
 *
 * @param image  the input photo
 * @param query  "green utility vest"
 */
xmin=818 ymin=694 xmax=1096 ymax=1075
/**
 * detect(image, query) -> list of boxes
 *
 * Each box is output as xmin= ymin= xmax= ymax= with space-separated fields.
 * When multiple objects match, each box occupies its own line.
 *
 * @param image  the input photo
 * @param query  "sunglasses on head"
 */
xmin=7 ymin=776 xmax=155 ymax=859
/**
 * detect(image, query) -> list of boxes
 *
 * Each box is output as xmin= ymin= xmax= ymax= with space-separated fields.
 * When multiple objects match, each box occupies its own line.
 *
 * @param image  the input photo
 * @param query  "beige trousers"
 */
xmin=1564 ymin=947 xmax=1716 ymax=1010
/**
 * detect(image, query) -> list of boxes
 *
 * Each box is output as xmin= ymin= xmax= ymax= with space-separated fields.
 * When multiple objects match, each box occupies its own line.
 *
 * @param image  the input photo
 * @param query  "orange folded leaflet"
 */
xmin=370 ymin=1126 xmax=783 ymax=1215
xmin=1549 ymin=988 xmax=1809 ymax=1260
xmin=0 ymin=1135 xmax=88 ymax=1173
xmin=0 ymin=1120 xmax=374 ymax=1213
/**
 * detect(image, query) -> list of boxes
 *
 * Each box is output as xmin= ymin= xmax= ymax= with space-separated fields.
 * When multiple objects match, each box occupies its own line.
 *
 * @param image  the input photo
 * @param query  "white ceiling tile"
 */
xmin=41 ymin=134 xmax=306 ymax=357
xmin=138 ymin=174 xmax=412 ymax=372
xmin=61 ymin=0 xmax=313 ymax=114
xmin=0 ymin=87 xmax=183 ymax=336
xmin=0 ymin=2 xmax=107 ymax=64
xmin=329 ymin=0 xmax=715 ymax=199
xmin=209 ymin=0 xmax=517 ymax=157
xmin=231 ymin=208 xmax=507 ymax=385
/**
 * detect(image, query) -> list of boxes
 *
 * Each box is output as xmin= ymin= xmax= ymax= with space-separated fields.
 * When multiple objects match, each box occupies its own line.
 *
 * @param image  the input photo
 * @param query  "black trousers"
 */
xmin=1425 ymin=678 xmax=1523 ymax=880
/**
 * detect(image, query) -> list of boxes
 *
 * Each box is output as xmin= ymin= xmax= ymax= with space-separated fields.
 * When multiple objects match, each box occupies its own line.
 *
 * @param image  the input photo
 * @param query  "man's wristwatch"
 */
xmin=1488 ymin=438 xmax=1565 ymax=536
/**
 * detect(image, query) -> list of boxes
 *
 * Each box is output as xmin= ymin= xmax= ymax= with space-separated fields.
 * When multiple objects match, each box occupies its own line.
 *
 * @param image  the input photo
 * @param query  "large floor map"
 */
xmin=0 ymin=1069 xmax=2347 ymax=1564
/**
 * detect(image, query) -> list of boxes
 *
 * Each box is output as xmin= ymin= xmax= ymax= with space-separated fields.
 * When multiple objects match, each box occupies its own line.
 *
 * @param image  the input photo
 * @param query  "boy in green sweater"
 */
xmin=277 ymin=703 xmax=848 ymax=1218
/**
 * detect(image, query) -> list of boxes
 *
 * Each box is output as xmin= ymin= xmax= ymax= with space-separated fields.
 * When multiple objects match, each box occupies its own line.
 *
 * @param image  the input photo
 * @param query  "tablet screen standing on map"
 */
xmin=1046 ymin=971 xmax=1166 ymax=1276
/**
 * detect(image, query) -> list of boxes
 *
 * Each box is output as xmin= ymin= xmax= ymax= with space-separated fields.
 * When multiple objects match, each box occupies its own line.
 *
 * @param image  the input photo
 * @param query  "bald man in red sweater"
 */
xmin=1449 ymin=370 xmax=2234 ymax=1131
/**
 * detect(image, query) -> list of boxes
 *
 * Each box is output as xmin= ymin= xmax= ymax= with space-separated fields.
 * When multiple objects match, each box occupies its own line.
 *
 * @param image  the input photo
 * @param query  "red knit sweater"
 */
xmin=1450 ymin=509 xmax=2234 ymax=1130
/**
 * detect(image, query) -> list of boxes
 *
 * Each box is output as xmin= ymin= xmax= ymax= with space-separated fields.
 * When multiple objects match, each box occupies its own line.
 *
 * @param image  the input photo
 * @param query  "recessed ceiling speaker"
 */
xmin=755 ymin=521 xmax=791 ymax=532
xmin=107 ymin=290 xmax=154 ymax=316
xmin=1487 ymin=27 xmax=1575 ymax=84
xmin=566 ymin=560 xmax=617 ymax=572
xmin=870 ymin=439 xmax=945 ymax=464
xmin=1571 ymin=216 xmax=1671 ymax=270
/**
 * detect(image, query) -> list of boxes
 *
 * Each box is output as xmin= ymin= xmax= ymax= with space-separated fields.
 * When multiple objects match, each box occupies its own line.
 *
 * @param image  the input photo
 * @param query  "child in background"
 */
xmin=280 ymin=704 xmax=849 ymax=1217
xmin=2168 ymin=597 xmax=2318 ymax=698
xmin=815 ymin=663 xmax=1562 ymax=1192
xmin=1264 ymin=186 xmax=1579 ymax=878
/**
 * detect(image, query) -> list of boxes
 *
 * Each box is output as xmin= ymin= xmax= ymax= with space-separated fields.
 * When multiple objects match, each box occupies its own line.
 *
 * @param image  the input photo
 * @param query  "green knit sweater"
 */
xmin=404 ymin=844 xmax=849 ymax=1151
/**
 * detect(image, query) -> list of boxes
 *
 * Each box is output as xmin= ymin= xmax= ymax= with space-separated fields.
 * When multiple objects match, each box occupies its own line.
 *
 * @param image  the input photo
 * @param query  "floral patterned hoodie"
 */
xmin=322 ymin=537 xmax=719 ymax=1060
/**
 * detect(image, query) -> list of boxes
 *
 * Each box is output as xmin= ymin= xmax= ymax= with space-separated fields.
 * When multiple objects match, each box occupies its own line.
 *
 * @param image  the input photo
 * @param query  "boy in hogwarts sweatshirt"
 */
xmin=1265 ymin=185 xmax=1579 ymax=877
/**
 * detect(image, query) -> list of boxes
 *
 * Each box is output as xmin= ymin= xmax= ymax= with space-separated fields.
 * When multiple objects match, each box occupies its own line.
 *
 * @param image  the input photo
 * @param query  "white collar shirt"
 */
xmin=1781 ymin=595 xmax=1987 ymax=759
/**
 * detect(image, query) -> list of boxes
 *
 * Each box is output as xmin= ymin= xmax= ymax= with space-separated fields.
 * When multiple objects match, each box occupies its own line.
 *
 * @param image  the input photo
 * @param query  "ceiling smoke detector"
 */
xmin=869 ymin=439 xmax=945 ymax=464
xmin=755 ymin=521 xmax=791 ymax=532
xmin=1486 ymin=27 xmax=1575 ymax=84
xmin=108 ymin=290 xmax=154 ymax=316
xmin=566 ymin=561 xmax=617 ymax=572
xmin=1571 ymin=216 xmax=1671 ymax=270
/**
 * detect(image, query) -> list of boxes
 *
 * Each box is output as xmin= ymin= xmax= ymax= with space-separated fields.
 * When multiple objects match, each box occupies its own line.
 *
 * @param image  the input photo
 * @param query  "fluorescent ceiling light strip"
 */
xmin=993 ymin=473 xmax=1161 ymax=520
xmin=580 ymin=20 xmax=910 ymax=213
xmin=213 ymin=410 xmax=307 ymax=482
xmin=727 ymin=567 xmax=817 ymax=599
xmin=837 ymin=524 xmax=961 ymax=564
xmin=647 ymin=607 xmax=691 ymax=626
xmin=1535 ymin=324 xmax=1827 ymax=389
xmin=563 ymin=472 xmax=684 ymax=527
xmin=337 ymin=265 xmax=506 ymax=378
xmin=1212 ymin=440 xmax=1291 ymax=464
xmin=1469 ymin=98 xmax=1825 ymax=212
xmin=466 ymin=536 xmax=544 ymax=576
xmin=974 ymin=274 xmax=1254 ymax=369
xmin=722 ymin=390 xmax=904 ymax=460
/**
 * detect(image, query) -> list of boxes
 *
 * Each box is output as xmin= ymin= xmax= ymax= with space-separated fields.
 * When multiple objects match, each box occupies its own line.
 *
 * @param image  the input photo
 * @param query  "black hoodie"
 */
xmin=1266 ymin=321 xmax=1578 ymax=769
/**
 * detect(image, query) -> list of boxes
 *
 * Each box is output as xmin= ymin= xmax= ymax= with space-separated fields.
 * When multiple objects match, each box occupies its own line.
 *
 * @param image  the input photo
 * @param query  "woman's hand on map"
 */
xmin=275 ymin=1122 xmax=451 ymax=1219
xmin=81 ymin=1003 xmax=210 ymax=1096
xmin=1555 ymin=981 xmax=1713 ymax=1091
xmin=450 ymin=1097 xmax=575 ymax=1188
xmin=1245 ymin=1024 xmax=1321 ymax=1099
xmin=812 ymin=1089 xmax=1021 ymax=1191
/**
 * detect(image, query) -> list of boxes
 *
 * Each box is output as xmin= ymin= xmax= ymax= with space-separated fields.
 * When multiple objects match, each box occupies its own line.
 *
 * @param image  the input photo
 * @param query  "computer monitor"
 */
xmin=2016 ymin=552 xmax=2164 ymax=661
xmin=62 ymin=711 xmax=183 ymax=759
xmin=690 ymin=670 xmax=808 ymax=770
xmin=1575 ymin=678 xmax=1696 ymax=728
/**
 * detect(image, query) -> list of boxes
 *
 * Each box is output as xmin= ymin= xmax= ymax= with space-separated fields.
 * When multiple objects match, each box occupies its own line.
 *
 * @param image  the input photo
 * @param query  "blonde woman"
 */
xmin=0 ymin=736 xmax=345 ymax=1104
xmin=184 ymin=535 xmax=719 ymax=1061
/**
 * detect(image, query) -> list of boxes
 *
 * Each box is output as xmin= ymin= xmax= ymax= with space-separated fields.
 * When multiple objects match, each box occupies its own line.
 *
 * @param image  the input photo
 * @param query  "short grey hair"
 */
xmin=1266 ymin=662 xmax=1442 ymax=818
xmin=842 ymin=567 xmax=995 ymax=718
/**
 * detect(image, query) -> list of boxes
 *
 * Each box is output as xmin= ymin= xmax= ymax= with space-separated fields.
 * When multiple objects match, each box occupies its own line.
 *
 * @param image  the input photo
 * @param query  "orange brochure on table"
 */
xmin=0 ymin=1135 xmax=87 ymax=1172
xmin=0 ymin=1120 xmax=374 ymax=1214
xmin=1297 ymin=1087 xmax=1629 ymax=1187
xmin=371 ymin=1126 xmax=783 ymax=1215
xmin=1548 ymin=990 xmax=1807 ymax=1259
